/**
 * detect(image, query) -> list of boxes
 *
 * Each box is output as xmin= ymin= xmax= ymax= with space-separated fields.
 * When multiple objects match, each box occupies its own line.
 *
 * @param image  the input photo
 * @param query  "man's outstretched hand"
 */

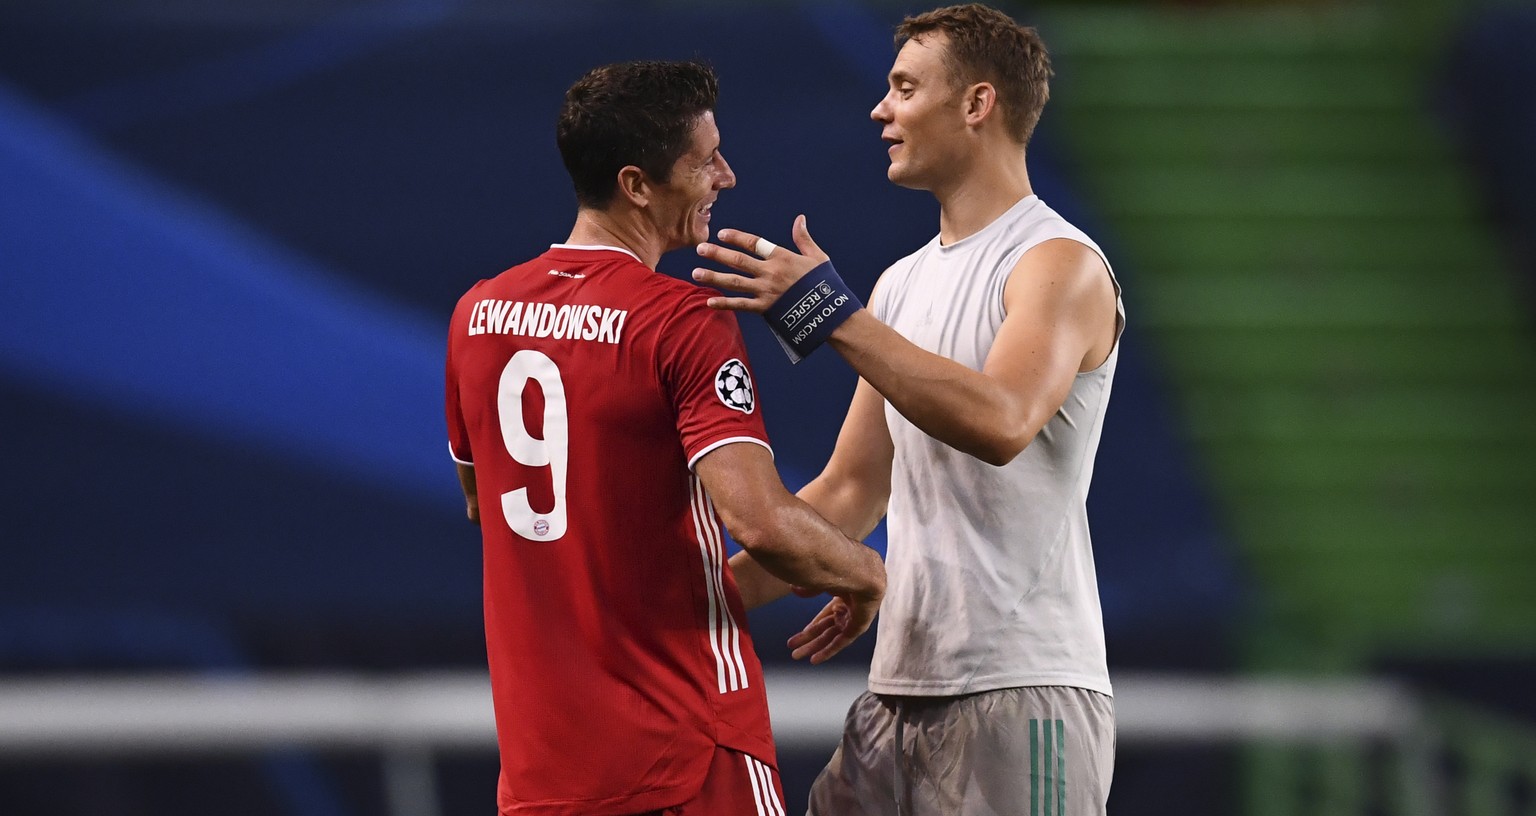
xmin=694 ymin=215 xmax=829 ymax=313
xmin=787 ymin=591 xmax=880 ymax=665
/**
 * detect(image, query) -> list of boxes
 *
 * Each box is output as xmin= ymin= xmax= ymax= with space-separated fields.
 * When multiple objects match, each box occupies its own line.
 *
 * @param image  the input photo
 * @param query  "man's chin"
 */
xmin=887 ymin=164 xmax=924 ymax=190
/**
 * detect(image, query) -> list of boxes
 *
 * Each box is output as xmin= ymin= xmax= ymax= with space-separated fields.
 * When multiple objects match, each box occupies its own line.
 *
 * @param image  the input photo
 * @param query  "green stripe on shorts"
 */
xmin=1030 ymin=718 xmax=1067 ymax=816
xmin=1056 ymin=718 xmax=1066 ymax=816
xmin=1030 ymin=718 xmax=1039 ymax=816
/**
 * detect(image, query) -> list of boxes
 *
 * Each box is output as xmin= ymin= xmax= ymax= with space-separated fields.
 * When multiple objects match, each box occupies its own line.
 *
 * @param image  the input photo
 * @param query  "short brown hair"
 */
xmin=556 ymin=61 xmax=719 ymax=208
xmin=896 ymin=3 xmax=1053 ymax=145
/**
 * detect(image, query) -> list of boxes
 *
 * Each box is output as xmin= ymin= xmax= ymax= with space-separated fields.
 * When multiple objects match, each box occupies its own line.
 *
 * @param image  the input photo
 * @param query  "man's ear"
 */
xmin=963 ymin=81 xmax=998 ymax=127
xmin=616 ymin=165 xmax=649 ymax=207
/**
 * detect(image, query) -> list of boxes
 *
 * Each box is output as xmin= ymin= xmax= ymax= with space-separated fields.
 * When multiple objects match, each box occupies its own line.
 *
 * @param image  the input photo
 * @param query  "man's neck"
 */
xmin=565 ymin=209 xmax=664 ymax=269
xmin=932 ymin=149 xmax=1034 ymax=246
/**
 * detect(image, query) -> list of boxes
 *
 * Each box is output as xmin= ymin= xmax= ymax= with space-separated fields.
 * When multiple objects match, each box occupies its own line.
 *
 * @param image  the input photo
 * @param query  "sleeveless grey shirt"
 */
xmin=868 ymin=195 xmax=1122 ymax=697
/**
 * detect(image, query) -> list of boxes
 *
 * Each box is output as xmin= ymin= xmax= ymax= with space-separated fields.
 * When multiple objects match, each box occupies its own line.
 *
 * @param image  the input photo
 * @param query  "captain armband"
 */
xmin=763 ymin=261 xmax=864 ymax=364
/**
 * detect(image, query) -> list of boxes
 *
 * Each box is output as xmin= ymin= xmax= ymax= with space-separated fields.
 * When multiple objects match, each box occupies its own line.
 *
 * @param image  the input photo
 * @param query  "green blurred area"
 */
xmin=1042 ymin=1 xmax=1536 ymax=672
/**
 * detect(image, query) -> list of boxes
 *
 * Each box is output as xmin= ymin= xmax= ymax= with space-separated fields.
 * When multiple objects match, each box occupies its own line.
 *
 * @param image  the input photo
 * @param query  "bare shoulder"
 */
xmin=1006 ymin=238 xmax=1111 ymax=298
xmin=1002 ymin=238 xmax=1118 ymax=370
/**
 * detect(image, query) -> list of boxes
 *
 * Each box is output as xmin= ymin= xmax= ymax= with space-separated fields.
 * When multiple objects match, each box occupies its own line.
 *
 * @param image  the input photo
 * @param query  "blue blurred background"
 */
xmin=3 ymin=0 xmax=1534 ymax=813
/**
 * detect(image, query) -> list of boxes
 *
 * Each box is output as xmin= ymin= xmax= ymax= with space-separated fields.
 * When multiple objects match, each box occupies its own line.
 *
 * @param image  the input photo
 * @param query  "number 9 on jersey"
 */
xmin=497 ymin=350 xmax=569 ymax=540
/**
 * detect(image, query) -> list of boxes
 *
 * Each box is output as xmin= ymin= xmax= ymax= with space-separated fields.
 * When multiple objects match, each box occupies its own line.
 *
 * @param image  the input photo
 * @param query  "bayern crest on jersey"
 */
xmin=714 ymin=358 xmax=755 ymax=414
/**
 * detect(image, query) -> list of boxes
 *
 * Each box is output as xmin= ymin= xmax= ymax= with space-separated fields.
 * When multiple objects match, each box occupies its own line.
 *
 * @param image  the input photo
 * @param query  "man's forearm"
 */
xmin=829 ymin=311 xmax=1033 ymax=465
xmin=727 ymin=473 xmax=886 ymax=612
xmin=735 ymin=499 xmax=886 ymax=603
xmin=798 ymin=471 xmax=886 ymax=543
xmin=729 ymin=550 xmax=793 ymax=611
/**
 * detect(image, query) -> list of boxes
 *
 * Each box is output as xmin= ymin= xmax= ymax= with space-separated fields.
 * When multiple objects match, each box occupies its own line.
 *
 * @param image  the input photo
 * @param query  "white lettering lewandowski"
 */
xmin=467 ymin=299 xmax=628 ymax=344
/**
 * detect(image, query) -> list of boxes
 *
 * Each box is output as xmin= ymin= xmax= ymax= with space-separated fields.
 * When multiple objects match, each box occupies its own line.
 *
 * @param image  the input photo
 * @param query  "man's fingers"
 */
xmin=788 ymin=597 xmax=863 ymax=661
xmin=802 ymin=621 xmax=860 ymax=663
xmin=785 ymin=616 xmax=827 ymax=646
xmin=809 ymin=635 xmax=855 ymax=664
xmin=694 ymin=264 xmax=774 ymax=310
xmin=705 ymin=295 xmax=765 ymax=313
xmin=786 ymin=609 xmax=839 ymax=646
xmin=794 ymin=637 xmax=838 ymax=662
xmin=788 ymin=625 xmax=828 ymax=654
xmin=792 ymin=628 xmax=843 ymax=661
xmin=713 ymin=228 xmax=761 ymax=251
xmin=697 ymin=239 xmax=766 ymax=274
xmin=786 ymin=603 xmax=843 ymax=649
xmin=792 ymin=214 xmax=827 ymax=261
xmin=692 ymin=268 xmax=761 ymax=293
xmin=788 ymin=627 xmax=836 ymax=655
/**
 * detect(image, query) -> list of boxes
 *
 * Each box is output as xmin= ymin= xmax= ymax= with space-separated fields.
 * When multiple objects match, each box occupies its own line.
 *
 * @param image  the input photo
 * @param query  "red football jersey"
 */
xmin=445 ymin=244 xmax=777 ymax=816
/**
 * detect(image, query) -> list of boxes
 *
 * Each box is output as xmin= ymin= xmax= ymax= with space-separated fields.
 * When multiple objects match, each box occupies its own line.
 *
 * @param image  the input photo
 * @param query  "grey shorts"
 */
xmin=807 ymin=686 xmax=1115 ymax=816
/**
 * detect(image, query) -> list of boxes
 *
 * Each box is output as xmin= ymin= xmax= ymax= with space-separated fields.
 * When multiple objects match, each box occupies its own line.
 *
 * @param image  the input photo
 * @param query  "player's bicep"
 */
xmin=984 ymin=240 xmax=1114 ymax=422
xmin=695 ymin=440 xmax=792 ymax=548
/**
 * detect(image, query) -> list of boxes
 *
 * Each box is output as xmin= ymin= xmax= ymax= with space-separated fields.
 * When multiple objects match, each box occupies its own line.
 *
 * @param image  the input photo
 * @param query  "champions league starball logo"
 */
xmin=714 ymin=358 xmax=755 ymax=414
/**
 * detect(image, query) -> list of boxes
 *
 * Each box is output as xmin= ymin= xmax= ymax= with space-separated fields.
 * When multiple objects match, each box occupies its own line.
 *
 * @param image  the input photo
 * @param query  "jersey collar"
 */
xmin=549 ymin=243 xmax=642 ymax=263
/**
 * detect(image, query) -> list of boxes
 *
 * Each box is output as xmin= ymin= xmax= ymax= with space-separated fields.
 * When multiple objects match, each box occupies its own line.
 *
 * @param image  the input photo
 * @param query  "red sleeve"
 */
xmin=660 ymin=292 xmax=772 ymax=468
xmin=445 ymin=305 xmax=473 ymax=466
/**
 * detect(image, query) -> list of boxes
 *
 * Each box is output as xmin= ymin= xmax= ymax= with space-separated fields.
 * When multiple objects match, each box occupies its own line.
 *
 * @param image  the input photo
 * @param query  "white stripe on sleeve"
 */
xmin=689 ymin=477 xmax=729 ymax=694
xmin=701 ymin=489 xmax=749 ymax=689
